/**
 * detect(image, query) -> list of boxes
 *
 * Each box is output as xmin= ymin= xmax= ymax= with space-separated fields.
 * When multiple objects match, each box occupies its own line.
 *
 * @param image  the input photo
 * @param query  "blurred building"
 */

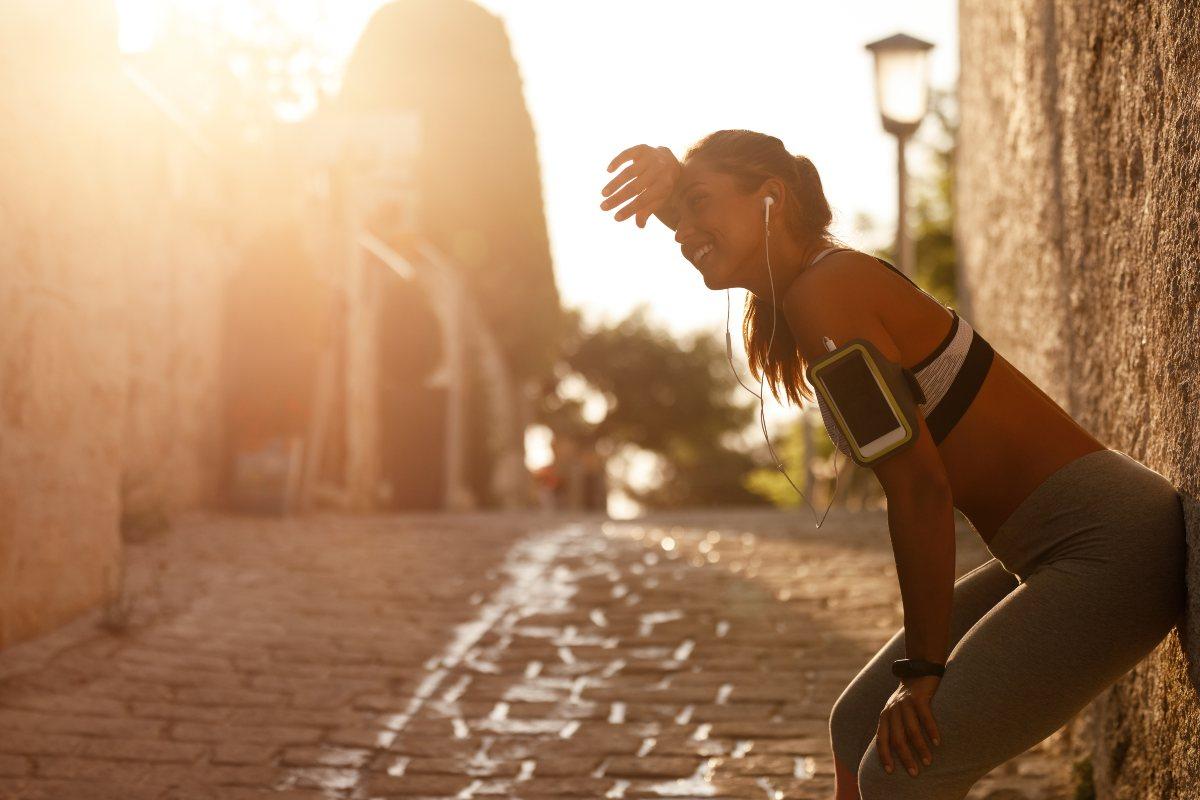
xmin=329 ymin=0 xmax=565 ymax=512
xmin=0 ymin=0 xmax=565 ymax=649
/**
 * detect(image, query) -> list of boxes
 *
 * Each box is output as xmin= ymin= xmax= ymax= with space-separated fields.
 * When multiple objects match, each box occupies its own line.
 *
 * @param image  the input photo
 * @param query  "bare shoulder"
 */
xmin=781 ymin=249 xmax=902 ymax=365
xmin=798 ymin=249 xmax=893 ymax=298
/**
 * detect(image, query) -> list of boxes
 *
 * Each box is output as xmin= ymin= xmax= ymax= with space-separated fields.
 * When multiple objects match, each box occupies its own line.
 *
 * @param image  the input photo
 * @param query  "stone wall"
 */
xmin=0 ymin=2 xmax=231 ymax=648
xmin=958 ymin=0 xmax=1200 ymax=795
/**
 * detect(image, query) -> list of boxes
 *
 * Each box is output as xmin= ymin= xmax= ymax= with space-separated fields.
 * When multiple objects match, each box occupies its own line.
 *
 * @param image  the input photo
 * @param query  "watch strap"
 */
xmin=892 ymin=658 xmax=946 ymax=678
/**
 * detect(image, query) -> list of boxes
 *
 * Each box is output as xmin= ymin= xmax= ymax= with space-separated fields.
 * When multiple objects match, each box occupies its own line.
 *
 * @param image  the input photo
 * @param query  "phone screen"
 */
xmin=821 ymin=352 xmax=902 ymax=445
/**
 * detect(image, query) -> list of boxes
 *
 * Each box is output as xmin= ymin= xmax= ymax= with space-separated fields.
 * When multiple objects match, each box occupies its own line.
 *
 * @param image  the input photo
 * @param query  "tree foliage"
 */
xmin=539 ymin=305 xmax=765 ymax=509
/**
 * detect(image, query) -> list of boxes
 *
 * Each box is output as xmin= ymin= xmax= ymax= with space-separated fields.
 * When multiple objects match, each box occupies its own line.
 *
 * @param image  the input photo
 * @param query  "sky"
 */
xmin=118 ymin=0 xmax=959 ymax=338
xmin=117 ymin=0 xmax=960 ymax=513
xmin=469 ymin=0 xmax=960 ymax=337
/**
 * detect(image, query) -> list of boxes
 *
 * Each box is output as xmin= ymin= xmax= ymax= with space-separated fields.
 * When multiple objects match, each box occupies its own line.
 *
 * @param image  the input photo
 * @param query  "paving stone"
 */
xmin=521 ymin=755 xmax=601 ymax=776
xmin=483 ymin=775 xmax=617 ymax=796
xmin=0 ymin=732 xmax=85 ymax=757
xmin=603 ymin=755 xmax=703 ymax=778
xmin=0 ymin=778 xmax=162 ymax=800
xmin=170 ymin=722 xmax=322 ymax=745
xmin=211 ymin=743 xmax=280 ymax=765
xmin=0 ymin=756 xmax=29 ymax=778
xmin=0 ymin=709 xmax=167 ymax=740
xmin=0 ymin=511 xmax=1072 ymax=799
xmin=363 ymin=772 xmax=473 ymax=796
xmin=75 ymin=738 xmax=207 ymax=763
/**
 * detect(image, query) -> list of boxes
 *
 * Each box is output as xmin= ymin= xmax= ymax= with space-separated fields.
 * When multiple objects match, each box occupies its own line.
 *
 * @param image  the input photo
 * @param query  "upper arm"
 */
xmin=782 ymin=262 xmax=951 ymax=503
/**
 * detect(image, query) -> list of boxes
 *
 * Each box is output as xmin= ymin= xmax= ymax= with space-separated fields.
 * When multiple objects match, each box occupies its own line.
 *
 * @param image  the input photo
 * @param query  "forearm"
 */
xmin=887 ymin=492 xmax=956 ymax=664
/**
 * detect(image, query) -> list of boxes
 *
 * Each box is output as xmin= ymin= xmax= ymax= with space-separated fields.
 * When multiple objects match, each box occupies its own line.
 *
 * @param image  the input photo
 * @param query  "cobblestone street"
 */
xmin=0 ymin=509 xmax=1078 ymax=799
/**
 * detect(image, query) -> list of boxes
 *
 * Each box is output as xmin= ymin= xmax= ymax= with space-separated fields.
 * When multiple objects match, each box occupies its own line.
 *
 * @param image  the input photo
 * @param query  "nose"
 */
xmin=674 ymin=220 xmax=693 ymax=246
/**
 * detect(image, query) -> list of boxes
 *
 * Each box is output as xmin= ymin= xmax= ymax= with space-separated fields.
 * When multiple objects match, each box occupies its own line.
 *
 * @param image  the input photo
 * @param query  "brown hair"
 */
xmin=681 ymin=129 xmax=846 ymax=406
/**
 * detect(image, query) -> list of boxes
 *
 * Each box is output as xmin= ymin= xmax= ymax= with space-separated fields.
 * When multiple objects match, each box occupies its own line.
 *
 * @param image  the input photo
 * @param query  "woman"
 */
xmin=598 ymin=131 xmax=1187 ymax=800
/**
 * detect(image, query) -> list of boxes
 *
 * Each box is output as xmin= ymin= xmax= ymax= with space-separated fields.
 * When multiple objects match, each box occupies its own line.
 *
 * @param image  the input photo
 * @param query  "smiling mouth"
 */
xmin=695 ymin=245 xmax=716 ymax=268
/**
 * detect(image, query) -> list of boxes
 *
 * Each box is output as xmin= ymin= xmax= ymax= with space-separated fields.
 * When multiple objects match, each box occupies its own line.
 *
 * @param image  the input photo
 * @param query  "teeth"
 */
xmin=693 ymin=244 xmax=714 ymax=263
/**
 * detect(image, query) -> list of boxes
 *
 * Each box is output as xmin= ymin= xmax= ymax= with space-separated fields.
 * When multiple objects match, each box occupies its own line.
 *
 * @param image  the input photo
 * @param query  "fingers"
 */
xmin=600 ymin=171 xmax=650 ymax=214
xmin=601 ymin=161 xmax=648 ymax=203
xmin=900 ymin=703 xmax=933 ymax=768
xmin=879 ymin=710 xmax=920 ymax=778
xmin=632 ymin=184 xmax=673 ymax=227
xmin=914 ymin=696 xmax=942 ymax=748
xmin=628 ymin=183 xmax=676 ymax=226
xmin=889 ymin=711 xmax=920 ymax=777
xmin=878 ymin=700 xmax=939 ymax=781
xmin=603 ymin=176 xmax=674 ymax=226
xmin=607 ymin=143 xmax=650 ymax=174
xmin=876 ymin=716 xmax=894 ymax=775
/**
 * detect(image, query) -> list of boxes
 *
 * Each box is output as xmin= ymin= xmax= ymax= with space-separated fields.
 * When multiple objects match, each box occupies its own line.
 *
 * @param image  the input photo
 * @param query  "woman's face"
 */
xmin=673 ymin=161 xmax=774 ymax=291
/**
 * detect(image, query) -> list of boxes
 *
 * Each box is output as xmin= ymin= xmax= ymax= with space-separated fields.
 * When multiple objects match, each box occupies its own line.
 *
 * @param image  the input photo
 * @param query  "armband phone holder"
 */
xmin=805 ymin=337 xmax=927 ymax=468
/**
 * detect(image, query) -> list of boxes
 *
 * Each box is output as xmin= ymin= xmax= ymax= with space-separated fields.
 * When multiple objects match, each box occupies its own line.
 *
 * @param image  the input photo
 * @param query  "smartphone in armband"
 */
xmin=805 ymin=337 xmax=927 ymax=468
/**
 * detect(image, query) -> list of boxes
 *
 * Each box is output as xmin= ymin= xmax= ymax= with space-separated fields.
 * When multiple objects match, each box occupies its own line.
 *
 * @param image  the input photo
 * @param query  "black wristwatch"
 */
xmin=892 ymin=658 xmax=946 ymax=679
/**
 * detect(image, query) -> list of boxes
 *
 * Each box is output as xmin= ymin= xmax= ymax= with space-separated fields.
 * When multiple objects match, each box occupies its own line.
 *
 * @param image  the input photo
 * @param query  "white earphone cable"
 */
xmin=723 ymin=195 xmax=840 ymax=527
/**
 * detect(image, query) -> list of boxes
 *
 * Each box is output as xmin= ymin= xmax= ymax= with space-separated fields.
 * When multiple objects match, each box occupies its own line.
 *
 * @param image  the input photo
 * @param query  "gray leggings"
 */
xmin=829 ymin=448 xmax=1188 ymax=800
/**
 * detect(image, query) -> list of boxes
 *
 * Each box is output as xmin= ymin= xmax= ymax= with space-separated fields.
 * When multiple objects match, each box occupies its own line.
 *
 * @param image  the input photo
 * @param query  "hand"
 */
xmin=600 ymin=144 xmax=682 ymax=229
xmin=876 ymin=675 xmax=942 ymax=777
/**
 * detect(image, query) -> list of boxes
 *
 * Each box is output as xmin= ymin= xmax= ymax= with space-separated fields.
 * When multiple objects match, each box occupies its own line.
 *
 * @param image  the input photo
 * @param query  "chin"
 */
xmin=703 ymin=265 xmax=739 ymax=291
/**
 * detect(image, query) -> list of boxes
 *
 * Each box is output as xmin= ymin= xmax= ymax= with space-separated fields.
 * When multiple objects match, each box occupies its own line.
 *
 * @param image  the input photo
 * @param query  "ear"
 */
xmin=759 ymin=176 xmax=787 ymax=209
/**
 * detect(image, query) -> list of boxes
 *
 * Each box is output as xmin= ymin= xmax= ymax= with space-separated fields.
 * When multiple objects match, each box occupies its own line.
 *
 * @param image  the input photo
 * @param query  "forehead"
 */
xmin=675 ymin=162 xmax=727 ymax=196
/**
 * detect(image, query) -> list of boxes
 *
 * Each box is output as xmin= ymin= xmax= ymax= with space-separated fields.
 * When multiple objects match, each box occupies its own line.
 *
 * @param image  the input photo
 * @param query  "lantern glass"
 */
xmin=872 ymin=48 xmax=930 ymax=126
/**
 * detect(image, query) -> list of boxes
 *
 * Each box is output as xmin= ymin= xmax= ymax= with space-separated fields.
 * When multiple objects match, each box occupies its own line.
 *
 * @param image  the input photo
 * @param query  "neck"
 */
xmin=749 ymin=237 xmax=830 ymax=308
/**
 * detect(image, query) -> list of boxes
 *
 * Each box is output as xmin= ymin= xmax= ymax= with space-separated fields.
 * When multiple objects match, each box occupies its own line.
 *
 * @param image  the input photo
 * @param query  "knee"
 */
xmin=856 ymin=747 xmax=902 ymax=800
xmin=856 ymin=739 xmax=974 ymax=800
xmin=857 ymin=747 xmax=931 ymax=800
xmin=828 ymin=691 xmax=871 ymax=771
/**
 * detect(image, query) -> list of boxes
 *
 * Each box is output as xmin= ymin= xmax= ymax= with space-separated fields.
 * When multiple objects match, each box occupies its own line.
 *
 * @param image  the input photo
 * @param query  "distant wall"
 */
xmin=958 ymin=0 xmax=1200 ymax=795
xmin=0 ymin=2 xmax=231 ymax=648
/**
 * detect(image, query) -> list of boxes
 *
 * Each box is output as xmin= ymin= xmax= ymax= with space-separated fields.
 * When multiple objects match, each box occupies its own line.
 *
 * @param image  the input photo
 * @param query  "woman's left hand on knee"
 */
xmin=877 ymin=675 xmax=942 ymax=777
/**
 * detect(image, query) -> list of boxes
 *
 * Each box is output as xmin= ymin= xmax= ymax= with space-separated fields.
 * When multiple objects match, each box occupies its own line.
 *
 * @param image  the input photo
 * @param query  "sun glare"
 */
xmin=115 ymin=0 xmax=161 ymax=52
xmin=117 ymin=0 xmax=335 ymax=54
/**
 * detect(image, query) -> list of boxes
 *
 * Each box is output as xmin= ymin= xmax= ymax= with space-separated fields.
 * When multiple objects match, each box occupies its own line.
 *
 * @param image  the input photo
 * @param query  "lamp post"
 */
xmin=865 ymin=33 xmax=934 ymax=281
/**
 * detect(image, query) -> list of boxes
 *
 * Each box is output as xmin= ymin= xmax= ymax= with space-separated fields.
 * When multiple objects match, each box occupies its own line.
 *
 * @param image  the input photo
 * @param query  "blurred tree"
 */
xmin=742 ymin=416 xmax=882 ymax=513
xmin=540 ymin=305 xmax=764 ymax=509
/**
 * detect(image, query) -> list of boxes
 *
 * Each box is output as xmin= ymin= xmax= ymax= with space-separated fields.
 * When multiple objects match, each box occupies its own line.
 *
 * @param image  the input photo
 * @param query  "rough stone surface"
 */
xmin=958 ymin=2 xmax=1200 ymax=796
xmin=0 ymin=510 xmax=1075 ymax=798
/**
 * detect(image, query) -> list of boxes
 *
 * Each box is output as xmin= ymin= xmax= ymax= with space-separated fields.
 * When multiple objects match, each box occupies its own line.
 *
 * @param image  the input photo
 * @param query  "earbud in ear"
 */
xmin=763 ymin=195 xmax=774 ymax=225
xmin=763 ymin=196 xmax=775 ymax=208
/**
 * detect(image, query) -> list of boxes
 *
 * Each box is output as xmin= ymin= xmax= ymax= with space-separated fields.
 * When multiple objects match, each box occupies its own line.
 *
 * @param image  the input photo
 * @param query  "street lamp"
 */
xmin=865 ymin=32 xmax=934 ymax=281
